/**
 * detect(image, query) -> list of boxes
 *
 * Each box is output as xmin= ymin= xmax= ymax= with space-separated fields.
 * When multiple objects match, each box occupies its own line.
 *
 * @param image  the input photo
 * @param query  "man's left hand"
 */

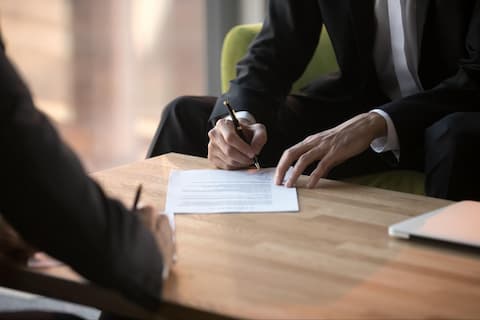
xmin=275 ymin=112 xmax=387 ymax=188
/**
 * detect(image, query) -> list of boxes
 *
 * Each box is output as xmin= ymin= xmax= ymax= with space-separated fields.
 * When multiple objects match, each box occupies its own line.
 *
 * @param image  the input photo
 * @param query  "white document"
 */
xmin=164 ymin=168 xmax=298 ymax=214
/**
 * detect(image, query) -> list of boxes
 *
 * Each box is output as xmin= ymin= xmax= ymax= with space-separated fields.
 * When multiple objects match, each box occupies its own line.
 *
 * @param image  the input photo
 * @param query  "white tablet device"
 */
xmin=389 ymin=201 xmax=480 ymax=248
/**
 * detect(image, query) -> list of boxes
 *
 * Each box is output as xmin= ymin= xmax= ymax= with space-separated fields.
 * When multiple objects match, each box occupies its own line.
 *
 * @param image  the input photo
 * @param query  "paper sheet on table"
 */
xmin=164 ymin=168 xmax=298 ymax=214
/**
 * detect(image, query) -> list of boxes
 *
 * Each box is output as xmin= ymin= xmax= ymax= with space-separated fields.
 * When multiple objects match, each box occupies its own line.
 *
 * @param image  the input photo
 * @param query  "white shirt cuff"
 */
xmin=370 ymin=109 xmax=400 ymax=160
xmin=224 ymin=111 xmax=256 ymax=124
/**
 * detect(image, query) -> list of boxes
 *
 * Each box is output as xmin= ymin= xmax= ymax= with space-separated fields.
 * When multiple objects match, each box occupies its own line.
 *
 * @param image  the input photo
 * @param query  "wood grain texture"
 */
xmin=3 ymin=153 xmax=480 ymax=319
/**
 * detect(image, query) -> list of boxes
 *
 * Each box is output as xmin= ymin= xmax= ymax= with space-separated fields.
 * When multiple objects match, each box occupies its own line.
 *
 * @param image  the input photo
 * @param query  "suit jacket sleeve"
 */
xmin=380 ymin=1 xmax=480 ymax=166
xmin=209 ymin=0 xmax=323 ymax=126
xmin=0 ymin=43 xmax=164 ymax=310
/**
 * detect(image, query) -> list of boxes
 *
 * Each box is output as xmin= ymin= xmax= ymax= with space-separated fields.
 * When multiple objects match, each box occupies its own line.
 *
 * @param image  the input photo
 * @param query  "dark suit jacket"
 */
xmin=0 ymin=39 xmax=164 ymax=310
xmin=210 ymin=0 xmax=480 ymax=166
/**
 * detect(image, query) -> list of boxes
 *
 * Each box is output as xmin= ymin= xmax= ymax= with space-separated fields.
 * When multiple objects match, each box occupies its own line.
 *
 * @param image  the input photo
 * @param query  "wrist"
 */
xmin=366 ymin=112 xmax=387 ymax=139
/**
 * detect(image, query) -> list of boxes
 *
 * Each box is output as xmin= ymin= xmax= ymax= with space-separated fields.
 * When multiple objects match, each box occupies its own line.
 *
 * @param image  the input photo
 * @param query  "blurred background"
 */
xmin=0 ymin=1 xmax=265 ymax=314
xmin=0 ymin=0 xmax=265 ymax=172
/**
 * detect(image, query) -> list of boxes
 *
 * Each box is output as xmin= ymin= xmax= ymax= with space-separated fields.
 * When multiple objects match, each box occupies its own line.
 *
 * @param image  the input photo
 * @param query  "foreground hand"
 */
xmin=275 ymin=113 xmax=387 ymax=188
xmin=208 ymin=118 xmax=267 ymax=169
xmin=0 ymin=216 xmax=36 ymax=266
xmin=137 ymin=206 xmax=176 ymax=279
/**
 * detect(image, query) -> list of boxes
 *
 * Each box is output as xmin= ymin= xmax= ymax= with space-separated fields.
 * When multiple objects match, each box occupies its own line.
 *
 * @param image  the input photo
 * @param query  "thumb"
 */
xmin=136 ymin=205 xmax=156 ymax=231
xmin=250 ymin=123 xmax=267 ymax=155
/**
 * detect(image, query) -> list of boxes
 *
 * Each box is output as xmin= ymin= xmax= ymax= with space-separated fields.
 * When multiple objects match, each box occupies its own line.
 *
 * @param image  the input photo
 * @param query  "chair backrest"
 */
xmin=221 ymin=23 xmax=338 ymax=94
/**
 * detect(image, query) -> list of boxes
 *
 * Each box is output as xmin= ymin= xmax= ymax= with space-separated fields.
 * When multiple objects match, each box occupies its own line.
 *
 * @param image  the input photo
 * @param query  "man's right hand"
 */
xmin=207 ymin=118 xmax=267 ymax=170
xmin=137 ymin=206 xmax=176 ymax=279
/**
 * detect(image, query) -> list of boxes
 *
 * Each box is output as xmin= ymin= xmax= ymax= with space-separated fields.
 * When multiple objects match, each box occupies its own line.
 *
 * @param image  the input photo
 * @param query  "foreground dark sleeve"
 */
xmin=0 ymin=45 xmax=164 ymax=310
xmin=209 ymin=0 xmax=322 ymax=125
xmin=380 ymin=1 xmax=480 ymax=166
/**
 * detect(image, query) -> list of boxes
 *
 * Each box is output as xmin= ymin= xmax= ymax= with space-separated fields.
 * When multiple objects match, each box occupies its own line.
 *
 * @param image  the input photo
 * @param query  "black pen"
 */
xmin=131 ymin=184 xmax=143 ymax=212
xmin=223 ymin=99 xmax=260 ymax=169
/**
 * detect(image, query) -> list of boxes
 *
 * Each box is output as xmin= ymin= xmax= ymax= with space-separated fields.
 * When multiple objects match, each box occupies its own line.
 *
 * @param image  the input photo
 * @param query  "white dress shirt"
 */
xmin=370 ymin=0 xmax=423 ymax=158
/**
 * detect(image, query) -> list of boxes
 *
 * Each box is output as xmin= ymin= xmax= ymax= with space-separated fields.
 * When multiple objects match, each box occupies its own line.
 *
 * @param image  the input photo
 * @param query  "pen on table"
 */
xmin=131 ymin=184 xmax=143 ymax=212
xmin=223 ymin=99 xmax=261 ymax=169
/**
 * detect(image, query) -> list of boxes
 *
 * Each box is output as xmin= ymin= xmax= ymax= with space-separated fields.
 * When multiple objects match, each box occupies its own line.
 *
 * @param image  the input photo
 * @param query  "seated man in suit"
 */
xmin=0 ymin=32 xmax=175 ymax=318
xmin=148 ymin=0 xmax=480 ymax=201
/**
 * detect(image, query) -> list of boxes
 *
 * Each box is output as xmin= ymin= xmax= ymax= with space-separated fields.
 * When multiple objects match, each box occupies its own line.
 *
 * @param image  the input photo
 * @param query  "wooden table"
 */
xmin=2 ymin=153 xmax=480 ymax=319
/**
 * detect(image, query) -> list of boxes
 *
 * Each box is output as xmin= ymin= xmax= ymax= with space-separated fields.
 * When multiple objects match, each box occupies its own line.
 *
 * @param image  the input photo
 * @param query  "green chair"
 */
xmin=221 ymin=23 xmax=425 ymax=195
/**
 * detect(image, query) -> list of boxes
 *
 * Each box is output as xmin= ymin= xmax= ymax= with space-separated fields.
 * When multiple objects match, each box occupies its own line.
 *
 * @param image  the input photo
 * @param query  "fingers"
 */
xmin=208 ymin=133 xmax=252 ymax=169
xmin=275 ymin=139 xmax=312 ymax=186
xmin=288 ymin=147 xmax=328 ymax=188
xmin=208 ymin=119 xmax=265 ymax=169
xmin=136 ymin=206 xmax=176 ymax=279
xmin=214 ymin=119 xmax=255 ymax=154
xmin=275 ymin=148 xmax=295 ymax=186
xmin=208 ymin=143 xmax=249 ymax=169
xmin=156 ymin=214 xmax=176 ymax=279
xmin=136 ymin=205 xmax=156 ymax=231
xmin=157 ymin=214 xmax=175 ymax=254
xmin=276 ymin=113 xmax=382 ymax=189
xmin=249 ymin=123 xmax=267 ymax=156
xmin=307 ymin=151 xmax=337 ymax=188
xmin=275 ymin=140 xmax=328 ymax=187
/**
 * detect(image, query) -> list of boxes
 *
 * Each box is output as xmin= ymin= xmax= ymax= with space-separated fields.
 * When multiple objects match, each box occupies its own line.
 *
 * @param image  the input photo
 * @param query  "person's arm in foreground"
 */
xmin=0 ymin=41 xmax=174 ymax=310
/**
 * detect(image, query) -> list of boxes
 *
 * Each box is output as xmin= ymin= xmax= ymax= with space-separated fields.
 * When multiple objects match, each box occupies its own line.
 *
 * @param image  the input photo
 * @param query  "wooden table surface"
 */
xmin=2 ymin=153 xmax=480 ymax=319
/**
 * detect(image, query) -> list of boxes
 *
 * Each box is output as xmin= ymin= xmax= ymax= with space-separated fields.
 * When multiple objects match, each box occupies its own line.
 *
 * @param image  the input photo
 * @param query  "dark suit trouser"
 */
xmin=147 ymin=96 xmax=479 ymax=201
xmin=424 ymin=112 xmax=480 ymax=201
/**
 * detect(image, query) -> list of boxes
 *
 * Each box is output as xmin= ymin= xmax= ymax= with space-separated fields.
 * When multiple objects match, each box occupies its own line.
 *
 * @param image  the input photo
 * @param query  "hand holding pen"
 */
xmin=132 ymin=184 xmax=176 ymax=279
xmin=223 ymin=100 xmax=261 ymax=169
xmin=207 ymin=97 xmax=267 ymax=170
